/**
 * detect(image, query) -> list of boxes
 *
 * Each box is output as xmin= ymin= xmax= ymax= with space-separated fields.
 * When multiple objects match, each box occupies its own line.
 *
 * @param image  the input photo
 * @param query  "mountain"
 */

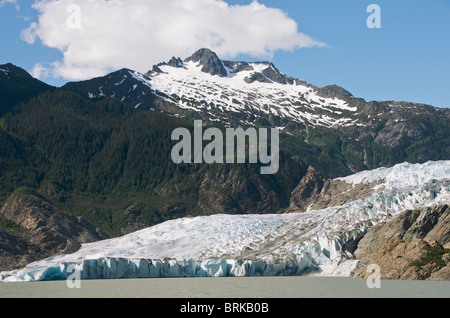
xmin=62 ymin=48 xmax=450 ymax=177
xmin=0 ymin=70 xmax=309 ymax=239
xmin=0 ymin=63 xmax=53 ymax=116
xmin=62 ymin=48 xmax=355 ymax=128
xmin=62 ymin=68 xmax=158 ymax=110
xmin=1 ymin=161 xmax=449 ymax=282
xmin=0 ymin=53 xmax=449 ymax=281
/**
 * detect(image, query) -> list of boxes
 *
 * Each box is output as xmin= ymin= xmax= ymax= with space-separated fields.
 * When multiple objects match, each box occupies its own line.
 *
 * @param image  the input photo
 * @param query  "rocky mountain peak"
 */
xmin=184 ymin=48 xmax=228 ymax=77
xmin=317 ymin=84 xmax=353 ymax=99
xmin=152 ymin=56 xmax=184 ymax=73
xmin=167 ymin=56 xmax=184 ymax=68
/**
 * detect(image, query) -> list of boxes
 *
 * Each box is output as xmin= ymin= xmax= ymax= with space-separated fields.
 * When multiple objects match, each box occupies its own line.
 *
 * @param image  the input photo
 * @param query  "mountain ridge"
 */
xmin=2 ymin=51 xmax=450 ymax=179
xmin=57 ymin=49 xmax=450 ymax=176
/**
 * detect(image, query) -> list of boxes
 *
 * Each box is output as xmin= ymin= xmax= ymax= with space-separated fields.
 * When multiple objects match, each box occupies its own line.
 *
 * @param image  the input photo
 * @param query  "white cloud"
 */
xmin=30 ymin=62 xmax=50 ymax=79
xmin=23 ymin=0 xmax=325 ymax=81
xmin=1 ymin=0 xmax=19 ymax=9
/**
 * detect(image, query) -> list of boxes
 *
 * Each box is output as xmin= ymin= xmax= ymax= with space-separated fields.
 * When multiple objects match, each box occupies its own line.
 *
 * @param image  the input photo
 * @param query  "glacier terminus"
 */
xmin=1 ymin=160 xmax=449 ymax=282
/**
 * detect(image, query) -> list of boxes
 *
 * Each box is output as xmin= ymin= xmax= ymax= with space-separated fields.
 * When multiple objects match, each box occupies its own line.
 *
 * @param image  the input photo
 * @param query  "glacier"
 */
xmin=1 ymin=160 xmax=449 ymax=282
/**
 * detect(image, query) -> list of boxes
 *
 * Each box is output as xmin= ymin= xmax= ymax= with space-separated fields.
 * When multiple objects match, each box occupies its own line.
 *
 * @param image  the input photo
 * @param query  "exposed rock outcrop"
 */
xmin=317 ymin=84 xmax=353 ymax=99
xmin=353 ymin=204 xmax=450 ymax=280
xmin=184 ymin=48 xmax=228 ymax=77
xmin=147 ymin=154 xmax=309 ymax=219
xmin=287 ymin=166 xmax=381 ymax=213
xmin=0 ymin=193 xmax=108 ymax=271
xmin=196 ymin=154 xmax=307 ymax=215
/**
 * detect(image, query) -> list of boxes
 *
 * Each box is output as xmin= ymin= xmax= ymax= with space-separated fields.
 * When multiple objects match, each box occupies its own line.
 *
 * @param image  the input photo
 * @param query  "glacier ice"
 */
xmin=1 ymin=160 xmax=449 ymax=282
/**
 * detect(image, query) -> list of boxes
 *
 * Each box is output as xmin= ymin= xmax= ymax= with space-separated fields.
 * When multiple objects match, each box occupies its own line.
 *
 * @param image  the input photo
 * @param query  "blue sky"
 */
xmin=1 ymin=0 xmax=449 ymax=108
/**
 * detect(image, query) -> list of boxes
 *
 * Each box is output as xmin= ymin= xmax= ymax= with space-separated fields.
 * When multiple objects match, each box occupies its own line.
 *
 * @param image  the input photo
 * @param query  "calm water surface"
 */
xmin=0 ymin=277 xmax=449 ymax=298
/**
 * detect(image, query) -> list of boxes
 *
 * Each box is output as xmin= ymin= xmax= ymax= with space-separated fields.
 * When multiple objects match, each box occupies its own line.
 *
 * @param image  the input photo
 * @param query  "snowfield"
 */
xmin=1 ymin=161 xmax=449 ymax=282
xmin=128 ymin=60 xmax=357 ymax=128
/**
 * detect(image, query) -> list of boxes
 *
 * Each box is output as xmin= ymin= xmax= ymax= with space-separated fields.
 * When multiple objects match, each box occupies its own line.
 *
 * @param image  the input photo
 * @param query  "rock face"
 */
xmin=196 ymin=154 xmax=308 ymax=215
xmin=288 ymin=166 xmax=331 ymax=211
xmin=287 ymin=166 xmax=380 ymax=213
xmin=317 ymin=85 xmax=353 ymax=99
xmin=0 ymin=193 xmax=108 ymax=271
xmin=184 ymin=48 xmax=228 ymax=77
xmin=353 ymin=204 xmax=450 ymax=280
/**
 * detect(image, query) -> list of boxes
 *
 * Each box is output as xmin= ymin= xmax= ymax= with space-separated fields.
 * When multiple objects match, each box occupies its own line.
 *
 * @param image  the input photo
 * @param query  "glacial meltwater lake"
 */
xmin=0 ymin=277 xmax=449 ymax=298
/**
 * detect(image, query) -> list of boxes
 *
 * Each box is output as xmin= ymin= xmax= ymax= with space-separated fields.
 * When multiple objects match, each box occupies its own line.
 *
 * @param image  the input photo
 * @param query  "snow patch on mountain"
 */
xmin=1 ymin=161 xmax=449 ymax=282
xmin=146 ymin=60 xmax=357 ymax=127
xmin=61 ymin=50 xmax=363 ymax=128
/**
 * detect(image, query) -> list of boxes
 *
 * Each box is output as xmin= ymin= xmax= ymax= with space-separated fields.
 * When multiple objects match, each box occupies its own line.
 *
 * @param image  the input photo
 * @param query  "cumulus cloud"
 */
xmin=23 ymin=0 xmax=325 ymax=81
xmin=30 ymin=62 xmax=51 ymax=79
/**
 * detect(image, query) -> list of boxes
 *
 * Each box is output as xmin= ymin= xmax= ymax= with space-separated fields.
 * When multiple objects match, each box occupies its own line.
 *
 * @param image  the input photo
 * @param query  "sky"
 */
xmin=0 ymin=0 xmax=449 ymax=108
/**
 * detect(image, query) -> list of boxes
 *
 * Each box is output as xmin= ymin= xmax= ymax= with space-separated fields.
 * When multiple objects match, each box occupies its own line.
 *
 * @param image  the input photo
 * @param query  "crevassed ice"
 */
xmin=336 ymin=160 xmax=450 ymax=187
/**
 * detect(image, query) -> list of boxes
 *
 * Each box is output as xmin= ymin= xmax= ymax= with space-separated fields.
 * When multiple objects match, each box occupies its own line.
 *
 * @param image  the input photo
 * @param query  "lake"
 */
xmin=0 ymin=276 xmax=448 ymax=298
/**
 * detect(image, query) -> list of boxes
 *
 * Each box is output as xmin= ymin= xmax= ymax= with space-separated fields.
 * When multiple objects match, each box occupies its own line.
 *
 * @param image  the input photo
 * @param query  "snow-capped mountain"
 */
xmin=2 ymin=58 xmax=450 ymax=282
xmin=148 ymin=49 xmax=358 ymax=128
xmin=1 ymin=160 xmax=448 ymax=282
xmin=61 ymin=49 xmax=450 ymax=176
xmin=64 ymin=48 xmax=357 ymax=128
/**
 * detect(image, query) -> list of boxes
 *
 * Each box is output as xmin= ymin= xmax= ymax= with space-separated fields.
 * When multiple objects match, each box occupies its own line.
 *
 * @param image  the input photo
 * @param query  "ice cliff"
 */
xmin=1 ymin=161 xmax=449 ymax=282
